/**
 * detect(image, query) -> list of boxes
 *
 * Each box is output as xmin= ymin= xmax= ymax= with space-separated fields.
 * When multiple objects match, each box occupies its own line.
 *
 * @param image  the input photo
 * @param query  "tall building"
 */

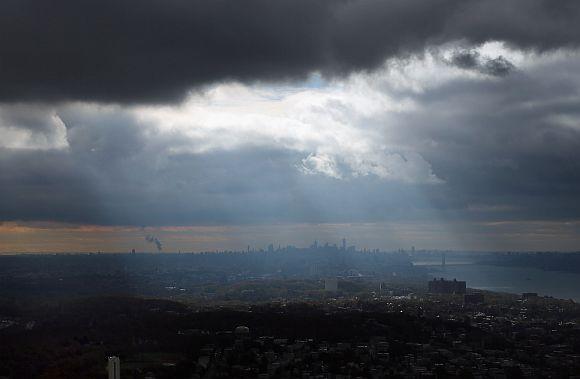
xmin=107 ymin=356 xmax=120 ymax=379
xmin=341 ymin=238 xmax=346 ymax=250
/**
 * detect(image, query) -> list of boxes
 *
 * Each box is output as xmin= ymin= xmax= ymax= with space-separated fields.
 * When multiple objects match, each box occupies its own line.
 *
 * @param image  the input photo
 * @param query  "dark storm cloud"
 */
xmin=1 ymin=45 xmax=580 ymax=231
xmin=0 ymin=110 xmax=437 ymax=227
xmin=0 ymin=148 xmax=104 ymax=223
xmin=483 ymin=57 xmax=515 ymax=77
xmin=1 ymin=0 xmax=580 ymax=103
xmin=0 ymin=106 xmax=57 ymax=132
xmin=449 ymin=50 xmax=481 ymax=70
xmin=448 ymin=50 xmax=515 ymax=76
xmin=384 ymin=56 xmax=580 ymax=222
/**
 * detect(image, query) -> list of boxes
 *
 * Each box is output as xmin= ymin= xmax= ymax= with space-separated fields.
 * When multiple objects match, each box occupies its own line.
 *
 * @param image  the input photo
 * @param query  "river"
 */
xmin=417 ymin=262 xmax=580 ymax=301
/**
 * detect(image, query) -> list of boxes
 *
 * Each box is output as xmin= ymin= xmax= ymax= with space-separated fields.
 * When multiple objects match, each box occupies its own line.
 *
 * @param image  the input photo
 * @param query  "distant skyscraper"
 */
xmin=341 ymin=238 xmax=346 ymax=250
xmin=107 ymin=356 xmax=120 ymax=379
xmin=442 ymin=252 xmax=446 ymax=267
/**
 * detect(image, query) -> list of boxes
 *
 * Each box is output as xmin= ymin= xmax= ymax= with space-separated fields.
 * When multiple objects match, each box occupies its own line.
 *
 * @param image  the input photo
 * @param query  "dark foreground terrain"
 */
xmin=2 ymin=293 xmax=580 ymax=378
xmin=3 ymin=252 xmax=580 ymax=377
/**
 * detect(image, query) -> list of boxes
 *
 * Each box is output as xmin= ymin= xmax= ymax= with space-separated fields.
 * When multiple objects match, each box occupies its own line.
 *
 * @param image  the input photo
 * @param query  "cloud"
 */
xmin=0 ymin=148 xmax=103 ymax=223
xmin=483 ymin=56 xmax=516 ymax=77
xmin=300 ymin=154 xmax=343 ymax=180
xmin=0 ymin=106 xmax=68 ymax=149
xmin=0 ymin=44 xmax=579 ymax=231
xmin=127 ymin=80 xmax=441 ymax=184
xmin=448 ymin=50 xmax=515 ymax=76
xmin=1 ymin=0 xmax=580 ymax=103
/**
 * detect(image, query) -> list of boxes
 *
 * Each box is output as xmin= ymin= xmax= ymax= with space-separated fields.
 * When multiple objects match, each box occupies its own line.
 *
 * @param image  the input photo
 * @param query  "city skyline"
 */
xmin=3 ymin=220 xmax=580 ymax=254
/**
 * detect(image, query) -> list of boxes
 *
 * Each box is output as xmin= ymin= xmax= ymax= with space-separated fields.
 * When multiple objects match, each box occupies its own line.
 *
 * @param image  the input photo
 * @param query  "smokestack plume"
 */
xmin=145 ymin=235 xmax=162 ymax=252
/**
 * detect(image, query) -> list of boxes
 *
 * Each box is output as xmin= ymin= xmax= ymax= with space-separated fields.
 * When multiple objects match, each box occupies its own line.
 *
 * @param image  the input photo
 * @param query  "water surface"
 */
xmin=423 ymin=263 xmax=580 ymax=301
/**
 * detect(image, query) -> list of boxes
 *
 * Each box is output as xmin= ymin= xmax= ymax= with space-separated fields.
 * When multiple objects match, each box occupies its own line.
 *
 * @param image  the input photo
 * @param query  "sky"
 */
xmin=1 ymin=0 xmax=580 ymax=253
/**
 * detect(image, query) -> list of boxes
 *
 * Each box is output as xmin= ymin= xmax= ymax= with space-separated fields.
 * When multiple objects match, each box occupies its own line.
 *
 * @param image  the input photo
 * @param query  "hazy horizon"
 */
xmin=2 ymin=220 xmax=580 ymax=254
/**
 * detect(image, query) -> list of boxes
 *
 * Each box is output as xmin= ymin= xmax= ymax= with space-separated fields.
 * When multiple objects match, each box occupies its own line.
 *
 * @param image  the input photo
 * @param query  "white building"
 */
xmin=107 ymin=356 xmax=120 ymax=379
